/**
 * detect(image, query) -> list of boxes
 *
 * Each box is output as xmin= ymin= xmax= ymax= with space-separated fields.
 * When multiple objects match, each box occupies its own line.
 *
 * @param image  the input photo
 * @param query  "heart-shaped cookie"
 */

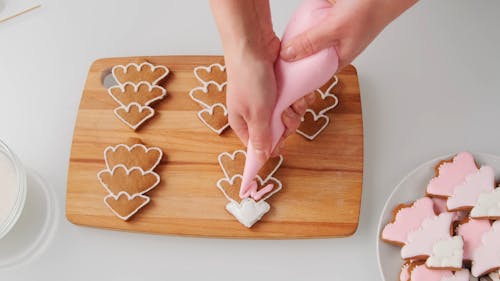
xmin=197 ymin=103 xmax=229 ymax=134
xmin=225 ymin=198 xmax=270 ymax=228
xmin=217 ymin=150 xmax=283 ymax=182
xmin=309 ymin=89 xmax=339 ymax=115
xmin=104 ymin=144 xmax=163 ymax=172
xmin=296 ymin=109 xmax=330 ymax=140
xmin=114 ymin=102 xmax=155 ymax=130
xmin=217 ymin=174 xmax=282 ymax=202
xmin=108 ymin=81 xmax=166 ymax=107
xmin=104 ymin=192 xmax=150 ymax=221
xmin=189 ymin=82 xmax=226 ymax=109
xmin=98 ymin=164 xmax=160 ymax=195
xmin=112 ymin=62 xmax=169 ymax=85
xmin=193 ymin=63 xmax=226 ymax=86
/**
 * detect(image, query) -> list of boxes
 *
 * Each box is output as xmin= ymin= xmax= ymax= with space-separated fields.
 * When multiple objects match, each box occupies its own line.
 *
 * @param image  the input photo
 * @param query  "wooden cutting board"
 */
xmin=66 ymin=56 xmax=363 ymax=238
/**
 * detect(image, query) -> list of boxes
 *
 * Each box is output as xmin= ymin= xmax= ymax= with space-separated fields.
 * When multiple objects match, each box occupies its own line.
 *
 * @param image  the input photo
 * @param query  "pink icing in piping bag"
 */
xmin=240 ymin=0 xmax=339 ymax=198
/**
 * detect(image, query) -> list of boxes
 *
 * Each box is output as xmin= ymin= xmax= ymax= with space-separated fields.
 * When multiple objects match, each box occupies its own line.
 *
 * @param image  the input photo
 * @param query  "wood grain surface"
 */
xmin=66 ymin=56 xmax=363 ymax=238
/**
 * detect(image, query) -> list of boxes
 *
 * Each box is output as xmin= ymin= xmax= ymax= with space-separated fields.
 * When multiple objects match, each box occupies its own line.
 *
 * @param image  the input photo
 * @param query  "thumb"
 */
xmin=247 ymin=119 xmax=272 ymax=163
xmin=280 ymin=20 xmax=338 ymax=62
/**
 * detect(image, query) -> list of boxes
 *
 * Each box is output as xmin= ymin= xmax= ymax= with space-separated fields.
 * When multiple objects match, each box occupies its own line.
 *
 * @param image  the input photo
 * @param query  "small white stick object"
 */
xmin=0 ymin=4 xmax=41 ymax=24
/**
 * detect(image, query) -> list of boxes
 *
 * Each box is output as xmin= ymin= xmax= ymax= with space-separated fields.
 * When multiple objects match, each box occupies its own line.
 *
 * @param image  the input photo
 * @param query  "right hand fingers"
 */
xmin=228 ymin=113 xmax=249 ymax=147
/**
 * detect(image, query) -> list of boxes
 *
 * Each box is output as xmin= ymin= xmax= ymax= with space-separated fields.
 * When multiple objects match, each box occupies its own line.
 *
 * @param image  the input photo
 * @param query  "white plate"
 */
xmin=376 ymin=152 xmax=500 ymax=281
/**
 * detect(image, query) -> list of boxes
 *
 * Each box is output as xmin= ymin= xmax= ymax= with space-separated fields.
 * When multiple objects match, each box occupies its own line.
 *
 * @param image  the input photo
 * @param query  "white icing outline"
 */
xmin=188 ymin=81 xmax=226 ymax=109
xmin=470 ymin=187 xmax=500 ymax=219
xmin=217 ymin=149 xmax=283 ymax=183
xmin=104 ymin=191 xmax=150 ymax=221
xmin=97 ymin=164 xmax=160 ymax=196
xmin=216 ymin=174 xmax=282 ymax=203
xmin=314 ymin=75 xmax=339 ymax=115
xmin=111 ymin=62 xmax=169 ymax=85
xmin=103 ymin=144 xmax=163 ymax=172
xmin=193 ymin=63 xmax=226 ymax=86
xmin=296 ymin=109 xmax=330 ymax=140
xmin=225 ymin=198 xmax=270 ymax=228
xmin=113 ymin=102 xmax=155 ymax=130
xmin=196 ymin=103 xmax=229 ymax=135
xmin=108 ymin=81 xmax=166 ymax=107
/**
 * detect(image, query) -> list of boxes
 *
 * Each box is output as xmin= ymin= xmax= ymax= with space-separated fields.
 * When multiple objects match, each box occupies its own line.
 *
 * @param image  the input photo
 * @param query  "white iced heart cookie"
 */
xmin=470 ymin=187 xmax=500 ymax=219
xmin=225 ymin=198 xmax=270 ymax=228
xmin=426 ymin=236 xmax=464 ymax=270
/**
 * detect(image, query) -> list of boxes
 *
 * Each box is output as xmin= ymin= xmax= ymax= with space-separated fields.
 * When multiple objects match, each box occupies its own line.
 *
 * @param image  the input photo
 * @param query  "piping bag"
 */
xmin=240 ymin=0 xmax=339 ymax=198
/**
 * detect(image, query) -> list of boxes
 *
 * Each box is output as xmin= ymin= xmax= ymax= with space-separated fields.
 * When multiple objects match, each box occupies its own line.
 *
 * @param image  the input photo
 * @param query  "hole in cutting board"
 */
xmin=101 ymin=68 xmax=117 ymax=88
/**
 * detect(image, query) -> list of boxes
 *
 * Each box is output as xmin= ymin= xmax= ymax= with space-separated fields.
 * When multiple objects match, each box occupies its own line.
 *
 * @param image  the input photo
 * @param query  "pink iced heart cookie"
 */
xmin=409 ymin=263 xmax=469 ymax=281
xmin=381 ymin=197 xmax=436 ymax=246
xmin=456 ymin=218 xmax=492 ymax=261
xmin=447 ymin=166 xmax=495 ymax=211
xmin=426 ymin=152 xmax=478 ymax=198
xmin=472 ymin=220 xmax=500 ymax=277
xmin=401 ymin=212 xmax=453 ymax=260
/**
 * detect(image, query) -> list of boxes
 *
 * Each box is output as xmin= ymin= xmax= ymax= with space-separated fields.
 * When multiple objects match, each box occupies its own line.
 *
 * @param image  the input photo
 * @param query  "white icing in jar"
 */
xmin=0 ymin=140 xmax=27 ymax=240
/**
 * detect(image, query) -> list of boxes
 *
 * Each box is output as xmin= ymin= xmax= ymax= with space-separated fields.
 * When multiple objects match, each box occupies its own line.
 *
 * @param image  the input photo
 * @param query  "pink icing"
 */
xmin=400 ymin=263 xmax=410 ymax=281
xmin=427 ymin=152 xmax=478 ymax=197
xmin=382 ymin=197 xmax=435 ymax=245
xmin=240 ymin=0 xmax=339 ymax=197
xmin=456 ymin=219 xmax=491 ymax=261
xmin=472 ymin=220 xmax=500 ymax=277
xmin=432 ymin=198 xmax=467 ymax=221
xmin=409 ymin=263 xmax=453 ymax=281
xmin=447 ymin=166 xmax=495 ymax=210
xmin=441 ymin=269 xmax=471 ymax=281
xmin=401 ymin=213 xmax=452 ymax=259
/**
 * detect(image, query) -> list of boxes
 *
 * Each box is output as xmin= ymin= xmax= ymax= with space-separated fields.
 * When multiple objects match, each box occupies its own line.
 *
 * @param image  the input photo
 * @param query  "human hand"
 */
xmin=280 ymin=0 xmax=418 ymax=69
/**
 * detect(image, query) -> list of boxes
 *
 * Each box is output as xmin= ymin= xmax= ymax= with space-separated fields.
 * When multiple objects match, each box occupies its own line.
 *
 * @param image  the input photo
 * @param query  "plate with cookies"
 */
xmin=377 ymin=152 xmax=500 ymax=281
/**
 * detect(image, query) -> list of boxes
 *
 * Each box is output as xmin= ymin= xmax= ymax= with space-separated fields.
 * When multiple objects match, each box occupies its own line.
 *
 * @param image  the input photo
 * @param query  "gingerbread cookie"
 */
xmin=215 ymin=149 xmax=284 ymax=228
xmin=112 ymin=61 xmax=169 ymax=85
xmin=189 ymin=81 xmax=226 ymax=109
xmin=104 ymin=143 xmax=162 ymax=172
xmin=104 ymin=192 xmax=150 ymax=221
xmin=456 ymin=218 xmax=491 ymax=261
xmin=470 ymin=187 xmax=500 ymax=219
xmin=193 ymin=63 xmax=226 ymax=86
xmin=308 ymin=75 xmax=339 ymax=115
xmin=472 ymin=220 xmax=500 ymax=277
xmin=296 ymin=109 xmax=330 ymax=140
xmin=197 ymin=103 xmax=229 ymax=134
xmin=400 ymin=262 xmax=411 ymax=281
xmin=108 ymin=81 xmax=166 ymax=107
xmin=381 ymin=197 xmax=436 ymax=246
xmin=98 ymin=140 xmax=163 ymax=221
xmin=114 ymin=102 xmax=155 ymax=130
xmin=217 ymin=150 xmax=283 ymax=183
xmin=447 ymin=166 xmax=495 ymax=211
xmin=98 ymin=164 xmax=160 ymax=195
xmin=217 ymin=175 xmax=282 ymax=228
xmin=401 ymin=212 xmax=453 ymax=260
xmin=426 ymin=152 xmax=478 ymax=198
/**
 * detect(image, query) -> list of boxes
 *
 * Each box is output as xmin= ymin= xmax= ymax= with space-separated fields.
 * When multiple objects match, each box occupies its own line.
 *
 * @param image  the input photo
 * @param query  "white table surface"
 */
xmin=1 ymin=0 xmax=500 ymax=280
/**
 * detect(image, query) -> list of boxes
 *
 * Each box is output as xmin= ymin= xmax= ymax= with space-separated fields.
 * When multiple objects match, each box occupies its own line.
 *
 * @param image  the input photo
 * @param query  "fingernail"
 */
xmin=255 ymin=149 xmax=269 ymax=162
xmin=281 ymin=45 xmax=296 ymax=60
